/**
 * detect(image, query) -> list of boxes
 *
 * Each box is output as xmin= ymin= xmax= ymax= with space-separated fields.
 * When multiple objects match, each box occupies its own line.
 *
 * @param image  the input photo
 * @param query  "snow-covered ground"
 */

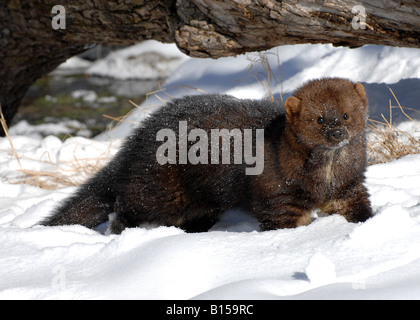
xmin=1 ymin=42 xmax=420 ymax=300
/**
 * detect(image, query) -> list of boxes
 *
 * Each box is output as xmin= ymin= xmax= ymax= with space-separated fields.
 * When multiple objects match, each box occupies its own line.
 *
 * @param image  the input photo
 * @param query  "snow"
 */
xmin=86 ymin=41 xmax=189 ymax=80
xmin=9 ymin=120 xmax=92 ymax=139
xmin=1 ymin=41 xmax=420 ymax=300
xmin=304 ymin=253 xmax=337 ymax=287
xmin=51 ymin=56 xmax=92 ymax=77
xmin=71 ymin=90 xmax=98 ymax=103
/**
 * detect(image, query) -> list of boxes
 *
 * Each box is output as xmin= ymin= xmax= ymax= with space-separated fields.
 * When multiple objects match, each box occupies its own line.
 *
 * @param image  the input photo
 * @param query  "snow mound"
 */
xmin=87 ymin=41 xmax=189 ymax=80
xmin=305 ymin=253 xmax=337 ymax=286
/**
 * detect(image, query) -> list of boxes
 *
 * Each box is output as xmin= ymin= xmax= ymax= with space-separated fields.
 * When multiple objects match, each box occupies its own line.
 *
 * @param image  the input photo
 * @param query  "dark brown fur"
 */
xmin=41 ymin=78 xmax=373 ymax=234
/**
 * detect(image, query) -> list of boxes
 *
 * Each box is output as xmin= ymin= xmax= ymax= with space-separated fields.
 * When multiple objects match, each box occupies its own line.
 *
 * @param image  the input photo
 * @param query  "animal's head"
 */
xmin=285 ymin=78 xmax=368 ymax=149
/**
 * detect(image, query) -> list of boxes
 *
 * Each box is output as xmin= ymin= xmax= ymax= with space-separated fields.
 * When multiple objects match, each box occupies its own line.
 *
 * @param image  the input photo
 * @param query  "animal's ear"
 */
xmin=355 ymin=83 xmax=368 ymax=107
xmin=285 ymin=96 xmax=302 ymax=122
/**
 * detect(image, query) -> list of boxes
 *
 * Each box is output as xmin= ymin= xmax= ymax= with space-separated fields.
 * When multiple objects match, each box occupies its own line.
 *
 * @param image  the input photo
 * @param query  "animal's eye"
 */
xmin=343 ymin=113 xmax=349 ymax=120
xmin=317 ymin=117 xmax=324 ymax=124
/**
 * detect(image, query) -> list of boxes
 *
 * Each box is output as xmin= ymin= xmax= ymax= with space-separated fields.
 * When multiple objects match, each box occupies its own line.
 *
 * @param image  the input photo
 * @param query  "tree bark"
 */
xmin=1 ymin=0 xmax=420 ymax=135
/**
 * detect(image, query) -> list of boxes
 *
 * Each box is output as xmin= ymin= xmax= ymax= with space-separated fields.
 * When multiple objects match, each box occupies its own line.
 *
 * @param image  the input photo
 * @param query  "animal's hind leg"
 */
xmin=180 ymin=216 xmax=218 ymax=233
xmin=108 ymin=192 xmax=223 ymax=234
xmin=108 ymin=213 xmax=131 ymax=235
xmin=106 ymin=168 xmax=225 ymax=234
xmin=109 ymin=202 xmax=223 ymax=234
xmin=108 ymin=181 xmax=191 ymax=234
xmin=180 ymin=206 xmax=223 ymax=233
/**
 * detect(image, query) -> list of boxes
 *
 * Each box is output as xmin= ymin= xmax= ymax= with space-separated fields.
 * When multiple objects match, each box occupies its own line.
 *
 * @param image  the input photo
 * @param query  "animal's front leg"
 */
xmin=321 ymin=185 xmax=373 ymax=223
xmin=253 ymin=201 xmax=313 ymax=230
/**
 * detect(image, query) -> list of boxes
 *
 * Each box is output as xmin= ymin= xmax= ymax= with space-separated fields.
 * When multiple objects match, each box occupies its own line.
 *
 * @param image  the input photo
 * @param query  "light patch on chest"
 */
xmin=324 ymin=158 xmax=335 ymax=183
xmin=323 ymin=147 xmax=348 ymax=184
xmin=323 ymin=150 xmax=336 ymax=183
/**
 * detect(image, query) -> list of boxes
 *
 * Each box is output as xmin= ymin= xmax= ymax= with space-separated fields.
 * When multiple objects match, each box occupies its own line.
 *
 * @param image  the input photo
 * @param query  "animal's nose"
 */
xmin=330 ymin=129 xmax=343 ymax=140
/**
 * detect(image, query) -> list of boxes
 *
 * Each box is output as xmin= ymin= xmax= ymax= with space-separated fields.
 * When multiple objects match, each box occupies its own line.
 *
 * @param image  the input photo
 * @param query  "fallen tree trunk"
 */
xmin=1 ymin=0 xmax=420 ymax=135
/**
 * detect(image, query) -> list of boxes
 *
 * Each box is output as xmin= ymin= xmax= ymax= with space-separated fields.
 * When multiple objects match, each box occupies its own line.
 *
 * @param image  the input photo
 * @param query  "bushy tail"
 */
xmin=41 ymin=165 xmax=117 ymax=229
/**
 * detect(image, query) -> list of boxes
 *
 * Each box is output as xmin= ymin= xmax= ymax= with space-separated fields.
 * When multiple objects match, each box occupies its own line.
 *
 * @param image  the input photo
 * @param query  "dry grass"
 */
xmin=367 ymin=87 xmax=420 ymax=165
xmin=246 ymin=50 xmax=283 ymax=102
xmin=0 ymin=104 xmax=23 ymax=172
xmin=102 ymin=99 xmax=145 ymax=128
xmin=1 ymin=103 xmax=117 ymax=189
xmin=14 ymin=155 xmax=113 ymax=190
xmin=2 ymin=145 xmax=115 ymax=190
